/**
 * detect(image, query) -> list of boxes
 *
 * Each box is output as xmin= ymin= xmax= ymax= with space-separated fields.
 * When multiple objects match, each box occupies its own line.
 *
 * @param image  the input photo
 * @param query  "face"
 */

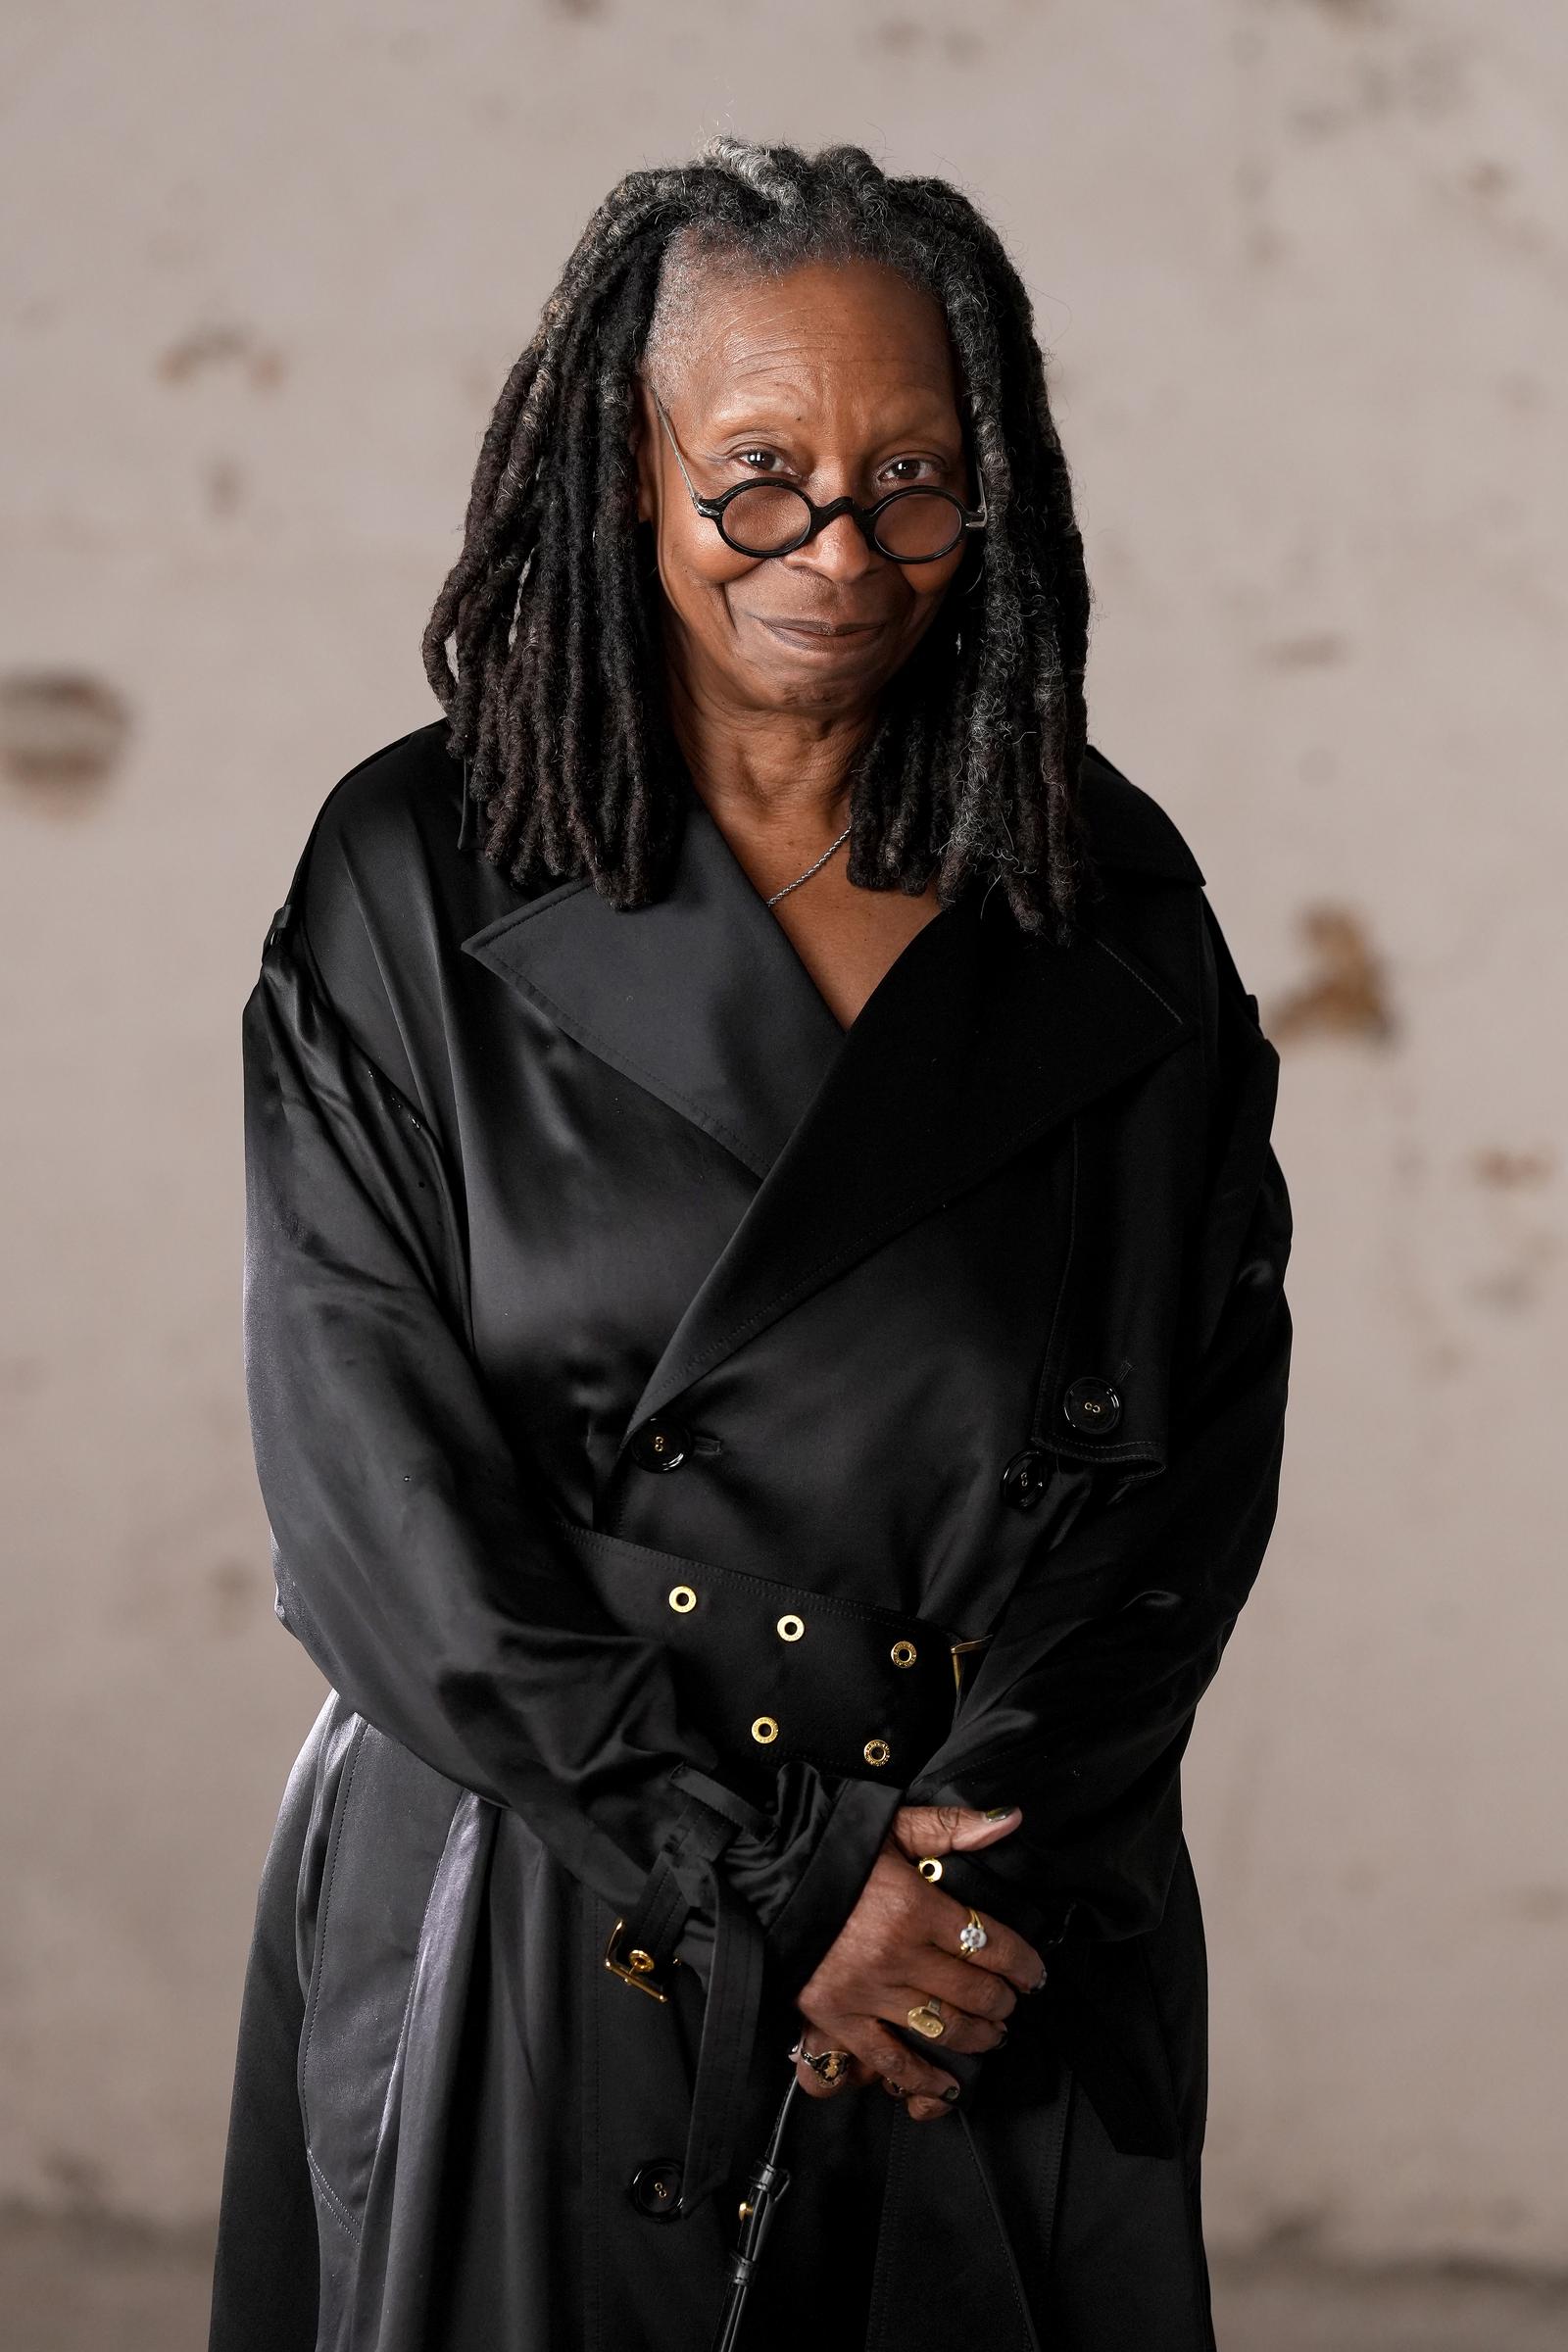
xmin=630 ymin=258 xmax=975 ymax=724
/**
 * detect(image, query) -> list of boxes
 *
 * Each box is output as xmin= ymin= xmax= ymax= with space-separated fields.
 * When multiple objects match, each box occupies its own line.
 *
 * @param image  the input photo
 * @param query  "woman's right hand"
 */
xmin=790 ymin=1803 xmax=1047 ymax=2124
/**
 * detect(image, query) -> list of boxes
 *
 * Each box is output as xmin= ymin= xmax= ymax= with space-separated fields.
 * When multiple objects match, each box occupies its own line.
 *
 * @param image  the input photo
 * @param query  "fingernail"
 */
xmin=1028 ymin=1968 xmax=1050 ymax=1993
xmin=940 ymin=2083 xmax=961 ymax=2104
xmin=982 ymin=1805 xmax=1019 ymax=1821
xmin=994 ymin=2024 xmax=1009 ymax=2046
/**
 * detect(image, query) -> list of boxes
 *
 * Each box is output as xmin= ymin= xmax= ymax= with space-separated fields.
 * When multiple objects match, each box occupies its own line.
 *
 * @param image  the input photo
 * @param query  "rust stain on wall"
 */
xmin=1265 ymin=906 xmax=1397 ymax=1046
xmin=1467 ymin=1146 xmax=1559 ymax=1315
xmin=155 ymin=323 xmax=285 ymax=390
xmin=0 ymin=673 xmax=131 ymax=801
xmin=1472 ymin=1146 xmax=1555 ymax=1190
xmin=1262 ymin=632 xmax=1351 ymax=668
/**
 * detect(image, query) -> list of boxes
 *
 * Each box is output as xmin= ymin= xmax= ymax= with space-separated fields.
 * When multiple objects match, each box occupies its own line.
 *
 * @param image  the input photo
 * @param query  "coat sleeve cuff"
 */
xmin=760 ymin=1778 xmax=906 ymax=1997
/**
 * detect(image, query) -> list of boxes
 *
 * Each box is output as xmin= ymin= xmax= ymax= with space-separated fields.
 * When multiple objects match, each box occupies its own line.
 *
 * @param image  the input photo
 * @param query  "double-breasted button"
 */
xmin=1062 ymin=1377 xmax=1122 ymax=1437
xmin=629 ymin=2159 xmax=682 ymax=2220
xmin=1000 ymin=1446 xmax=1050 ymax=1511
xmin=630 ymin=1414 xmax=691 ymax=1472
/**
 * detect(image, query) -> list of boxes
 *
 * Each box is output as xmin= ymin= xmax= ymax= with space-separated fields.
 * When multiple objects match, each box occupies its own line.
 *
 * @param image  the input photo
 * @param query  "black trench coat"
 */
xmin=208 ymin=719 xmax=1292 ymax=2352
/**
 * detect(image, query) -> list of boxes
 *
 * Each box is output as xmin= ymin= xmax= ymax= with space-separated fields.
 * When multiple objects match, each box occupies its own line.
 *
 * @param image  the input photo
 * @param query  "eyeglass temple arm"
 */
xmin=651 ymin=387 xmax=710 ymax=512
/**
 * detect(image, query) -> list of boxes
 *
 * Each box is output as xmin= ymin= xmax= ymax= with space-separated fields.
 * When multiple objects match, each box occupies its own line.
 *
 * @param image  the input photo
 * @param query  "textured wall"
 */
xmin=2 ymin=0 xmax=1562 ymax=2267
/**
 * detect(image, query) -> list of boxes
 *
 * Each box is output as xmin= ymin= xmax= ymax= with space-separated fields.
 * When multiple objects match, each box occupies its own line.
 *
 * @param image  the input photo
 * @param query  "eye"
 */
xmin=734 ymin=447 xmax=791 ymax=476
xmin=882 ymin=456 xmax=947 ymax=488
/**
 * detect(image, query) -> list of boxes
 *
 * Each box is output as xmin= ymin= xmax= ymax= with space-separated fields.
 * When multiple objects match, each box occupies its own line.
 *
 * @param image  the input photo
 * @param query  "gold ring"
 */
xmin=906 ymin=1997 xmax=946 ymax=2041
xmin=957 ymin=1907 xmax=989 ymax=1958
xmin=790 ymin=2036 xmax=854 ymax=2085
xmin=915 ymin=1855 xmax=944 ymax=1883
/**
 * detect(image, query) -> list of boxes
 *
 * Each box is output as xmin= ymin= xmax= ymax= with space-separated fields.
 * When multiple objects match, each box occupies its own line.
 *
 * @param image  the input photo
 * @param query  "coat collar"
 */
xmin=459 ymin=753 xmax=1197 ymax=1450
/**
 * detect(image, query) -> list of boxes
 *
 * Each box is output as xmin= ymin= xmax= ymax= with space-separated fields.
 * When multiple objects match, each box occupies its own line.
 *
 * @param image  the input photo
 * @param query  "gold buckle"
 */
xmin=604 ymin=1918 xmax=676 ymax=2002
xmin=950 ymin=1636 xmax=991 ymax=1697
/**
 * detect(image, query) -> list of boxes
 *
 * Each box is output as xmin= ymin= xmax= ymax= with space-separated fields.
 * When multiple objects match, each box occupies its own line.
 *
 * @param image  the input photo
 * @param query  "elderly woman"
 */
xmin=208 ymin=138 xmax=1292 ymax=2352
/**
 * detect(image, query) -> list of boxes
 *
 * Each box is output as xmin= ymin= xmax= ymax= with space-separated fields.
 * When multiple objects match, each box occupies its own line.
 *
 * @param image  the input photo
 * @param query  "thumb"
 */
xmin=890 ymin=1802 xmax=1023 ymax=1861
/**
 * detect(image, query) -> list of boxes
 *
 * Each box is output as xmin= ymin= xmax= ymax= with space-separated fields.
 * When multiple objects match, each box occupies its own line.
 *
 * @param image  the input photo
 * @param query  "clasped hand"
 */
xmin=791 ymin=1803 xmax=1045 ymax=2124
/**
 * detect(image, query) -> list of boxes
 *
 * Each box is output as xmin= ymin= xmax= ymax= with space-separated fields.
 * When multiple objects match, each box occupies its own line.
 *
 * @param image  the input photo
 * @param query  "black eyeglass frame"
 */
xmin=650 ymin=386 xmax=989 ymax=565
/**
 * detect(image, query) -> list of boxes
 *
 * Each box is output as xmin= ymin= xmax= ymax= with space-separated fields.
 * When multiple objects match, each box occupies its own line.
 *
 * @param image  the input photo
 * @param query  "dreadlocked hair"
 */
xmin=421 ymin=135 xmax=1097 ymax=939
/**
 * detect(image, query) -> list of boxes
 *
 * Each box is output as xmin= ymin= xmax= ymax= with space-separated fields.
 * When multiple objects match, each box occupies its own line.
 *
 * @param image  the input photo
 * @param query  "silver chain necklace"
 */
xmin=764 ymin=821 xmax=852 ymax=906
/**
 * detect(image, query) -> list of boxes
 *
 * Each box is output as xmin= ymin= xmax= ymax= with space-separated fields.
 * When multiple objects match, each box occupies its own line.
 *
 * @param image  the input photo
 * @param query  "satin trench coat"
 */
xmin=208 ymin=718 xmax=1292 ymax=2352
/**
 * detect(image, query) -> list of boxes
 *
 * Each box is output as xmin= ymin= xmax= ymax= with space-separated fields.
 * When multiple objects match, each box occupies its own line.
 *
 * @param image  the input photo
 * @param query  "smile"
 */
xmin=753 ymin=616 xmax=884 ymax=650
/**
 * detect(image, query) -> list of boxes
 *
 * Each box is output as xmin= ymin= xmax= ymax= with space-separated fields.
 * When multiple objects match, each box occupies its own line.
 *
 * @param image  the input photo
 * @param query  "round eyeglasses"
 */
xmin=651 ymin=387 xmax=988 ymax=565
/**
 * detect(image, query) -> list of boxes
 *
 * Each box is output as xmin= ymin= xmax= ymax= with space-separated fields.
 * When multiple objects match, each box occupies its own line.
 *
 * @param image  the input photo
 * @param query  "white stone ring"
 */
xmin=957 ymin=1908 xmax=989 ymax=1957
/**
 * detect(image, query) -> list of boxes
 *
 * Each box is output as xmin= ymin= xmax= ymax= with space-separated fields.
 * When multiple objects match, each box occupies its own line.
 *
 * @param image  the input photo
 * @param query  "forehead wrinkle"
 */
xmin=703 ymin=391 xmax=963 ymax=448
xmin=693 ymin=340 xmax=962 ymax=441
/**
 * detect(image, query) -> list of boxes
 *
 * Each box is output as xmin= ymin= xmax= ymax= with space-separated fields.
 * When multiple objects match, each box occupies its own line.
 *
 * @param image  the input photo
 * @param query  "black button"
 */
xmin=1000 ymin=1446 xmax=1050 ymax=1511
xmin=630 ymin=1415 xmax=691 ymax=1472
xmin=629 ymin=2158 xmax=683 ymax=2220
xmin=1062 ymin=1377 xmax=1122 ymax=1437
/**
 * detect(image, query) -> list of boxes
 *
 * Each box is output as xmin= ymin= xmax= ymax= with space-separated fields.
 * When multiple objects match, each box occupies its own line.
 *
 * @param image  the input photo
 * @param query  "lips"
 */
xmin=753 ymin=616 xmax=882 ymax=638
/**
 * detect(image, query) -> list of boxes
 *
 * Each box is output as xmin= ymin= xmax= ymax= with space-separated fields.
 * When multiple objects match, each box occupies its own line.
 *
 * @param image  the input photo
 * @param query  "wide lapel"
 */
xmin=460 ymin=786 xmax=847 ymax=1182
xmin=460 ymin=753 xmax=1198 ymax=1465
xmin=620 ymin=880 xmax=1194 ymax=1447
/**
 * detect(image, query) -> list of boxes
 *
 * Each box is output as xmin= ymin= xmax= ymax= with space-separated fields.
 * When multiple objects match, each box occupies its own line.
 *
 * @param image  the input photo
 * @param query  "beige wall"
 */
xmin=2 ymin=0 xmax=1562 ymax=2269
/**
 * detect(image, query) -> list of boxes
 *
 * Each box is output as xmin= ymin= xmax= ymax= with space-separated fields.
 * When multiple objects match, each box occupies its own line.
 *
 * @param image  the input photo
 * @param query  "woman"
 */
xmin=209 ymin=137 xmax=1292 ymax=2352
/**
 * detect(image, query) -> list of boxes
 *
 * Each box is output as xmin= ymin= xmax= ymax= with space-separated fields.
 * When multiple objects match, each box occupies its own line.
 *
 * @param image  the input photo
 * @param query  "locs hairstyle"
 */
xmin=421 ymin=136 xmax=1097 ymax=939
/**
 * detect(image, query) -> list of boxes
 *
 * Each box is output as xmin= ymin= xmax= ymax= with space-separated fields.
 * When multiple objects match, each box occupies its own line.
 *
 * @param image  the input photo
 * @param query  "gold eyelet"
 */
xmin=916 ymin=1856 xmax=944 ymax=1883
xmin=862 ymin=1739 xmax=892 ymax=1768
xmin=667 ymin=1585 xmax=697 ymax=1614
xmin=776 ymin=1613 xmax=805 ymax=1642
xmin=751 ymin=1716 xmax=780 ymax=1745
xmin=890 ymin=1640 xmax=917 ymax=1668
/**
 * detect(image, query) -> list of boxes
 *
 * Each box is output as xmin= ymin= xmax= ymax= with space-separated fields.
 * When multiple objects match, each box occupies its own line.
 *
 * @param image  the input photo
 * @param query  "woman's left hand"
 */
xmin=790 ymin=1803 xmax=1045 ymax=2123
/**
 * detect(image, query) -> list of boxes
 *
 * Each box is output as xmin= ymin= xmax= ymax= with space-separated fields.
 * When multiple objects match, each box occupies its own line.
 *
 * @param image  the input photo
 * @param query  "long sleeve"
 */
xmin=241 ymin=894 xmax=889 ymax=1986
xmin=904 ymin=911 xmax=1293 ymax=1951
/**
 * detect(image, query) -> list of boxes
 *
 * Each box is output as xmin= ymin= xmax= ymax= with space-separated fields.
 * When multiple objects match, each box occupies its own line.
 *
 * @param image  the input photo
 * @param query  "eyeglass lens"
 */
xmin=719 ymin=483 xmax=962 ymax=562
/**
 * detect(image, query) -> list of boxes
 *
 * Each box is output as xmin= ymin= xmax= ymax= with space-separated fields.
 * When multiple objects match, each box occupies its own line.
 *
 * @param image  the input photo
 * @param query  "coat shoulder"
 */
xmin=266 ymin=719 xmax=468 ymax=1113
xmin=302 ymin=717 xmax=466 ymax=899
xmin=1079 ymin=745 xmax=1206 ymax=890
xmin=272 ymin=716 xmax=468 ymax=986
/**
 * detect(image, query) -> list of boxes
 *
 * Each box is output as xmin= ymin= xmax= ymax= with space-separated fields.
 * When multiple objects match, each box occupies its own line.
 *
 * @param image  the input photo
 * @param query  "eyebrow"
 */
xmin=702 ymin=403 xmax=962 ymax=444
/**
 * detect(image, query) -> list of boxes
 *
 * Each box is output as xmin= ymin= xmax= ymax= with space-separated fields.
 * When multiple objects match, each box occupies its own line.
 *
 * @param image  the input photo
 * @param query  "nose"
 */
xmin=784 ymin=504 xmax=880 ymax=583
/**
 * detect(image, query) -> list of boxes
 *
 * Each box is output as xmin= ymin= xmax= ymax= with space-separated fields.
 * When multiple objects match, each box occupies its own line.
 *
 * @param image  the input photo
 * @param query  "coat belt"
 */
xmin=552 ymin=1514 xmax=985 ymax=1795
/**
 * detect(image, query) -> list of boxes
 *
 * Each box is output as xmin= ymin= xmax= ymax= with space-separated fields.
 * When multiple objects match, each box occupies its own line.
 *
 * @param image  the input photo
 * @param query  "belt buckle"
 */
xmin=604 ymin=1918 xmax=677 ymax=2002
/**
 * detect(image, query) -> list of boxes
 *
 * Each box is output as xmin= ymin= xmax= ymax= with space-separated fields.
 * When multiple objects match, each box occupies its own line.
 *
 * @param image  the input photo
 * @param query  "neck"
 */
xmin=662 ymin=656 xmax=872 ymax=852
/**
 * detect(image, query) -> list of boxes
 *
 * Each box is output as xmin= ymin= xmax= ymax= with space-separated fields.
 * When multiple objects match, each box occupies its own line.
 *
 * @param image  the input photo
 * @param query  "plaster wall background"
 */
xmin=1 ymin=0 xmax=1563 ymax=2271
